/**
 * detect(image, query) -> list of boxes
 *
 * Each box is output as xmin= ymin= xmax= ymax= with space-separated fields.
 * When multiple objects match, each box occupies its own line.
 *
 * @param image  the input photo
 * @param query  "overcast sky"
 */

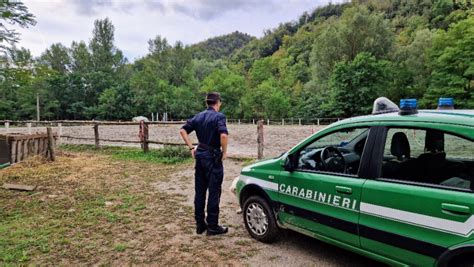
xmin=13 ymin=0 xmax=344 ymax=61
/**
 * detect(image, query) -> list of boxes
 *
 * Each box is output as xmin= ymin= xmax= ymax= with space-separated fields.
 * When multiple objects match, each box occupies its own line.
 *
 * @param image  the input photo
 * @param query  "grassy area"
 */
xmin=0 ymin=189 xmax=147 ymax=263
xmin=0 ymin=146 xmax=254 ymax=265
xmin=60 ymin=144 xmax=193 ymax=164
xmin=0 ymin=153 xmax=183 ymax=264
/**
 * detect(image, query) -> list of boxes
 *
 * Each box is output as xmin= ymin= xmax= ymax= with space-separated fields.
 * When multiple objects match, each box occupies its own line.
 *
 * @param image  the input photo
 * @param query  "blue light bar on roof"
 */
xmin=438 ymin=98 xmax=454 ymax=110
xmin=399 ymin=99 xmax=418 ymax=115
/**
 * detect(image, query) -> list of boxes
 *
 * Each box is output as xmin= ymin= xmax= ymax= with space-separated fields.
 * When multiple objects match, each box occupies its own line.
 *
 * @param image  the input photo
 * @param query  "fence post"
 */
xmin=238 ymin=119 xmax=241 ymax=125
xmin=317 ymin=119 xmax=320 ymax=126
xmin=299 ymin=119 xmax=301 ymax=126
xmin=282 ymin=119 xmax=285 ymax=126
xmin=58 ymin=123 xmax=62 ymax=145
xmin=151 ymin=113 xmax=154 ymax=122
xmin=5 ymin=121 xmax=9 ymax=130
xmin=252 ymin=119 xmax=255 ymax=125
xmin=27 ymin=123 xmax=32 ymax=134
xmin=143 ymin=122 xmax=149 ymax=153
xmin=93 ymin=124 xmax=100 ymax=149
xmin=267 ymin=119 xmax=270 ymax=126
xmin=46 ymin=127 xmax=55 ymax=162
xmin=257 ymin=120 xmax=264 ymax=160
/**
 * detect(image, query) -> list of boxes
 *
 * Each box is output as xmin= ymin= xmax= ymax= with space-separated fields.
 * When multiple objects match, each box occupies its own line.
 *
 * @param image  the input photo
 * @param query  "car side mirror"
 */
xmin=283 ymin=154 xmax=296 ymax=172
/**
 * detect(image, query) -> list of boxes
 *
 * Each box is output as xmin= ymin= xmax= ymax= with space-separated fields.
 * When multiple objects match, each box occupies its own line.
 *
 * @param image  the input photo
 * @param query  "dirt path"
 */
xmin=160 ymin=159 xmax=379 ymax=266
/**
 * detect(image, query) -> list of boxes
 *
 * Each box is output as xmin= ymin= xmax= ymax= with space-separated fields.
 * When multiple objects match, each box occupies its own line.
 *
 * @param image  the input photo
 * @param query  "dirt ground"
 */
xmin=0 ymin=149 xmax=378 ymax=266
xmin=0 ymin=124 xmax=325 ymax=158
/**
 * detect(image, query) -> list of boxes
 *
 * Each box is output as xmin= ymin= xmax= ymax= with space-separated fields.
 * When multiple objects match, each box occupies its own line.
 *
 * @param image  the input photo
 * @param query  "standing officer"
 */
xmin=179 ymin=92 xmax=229 ymax=236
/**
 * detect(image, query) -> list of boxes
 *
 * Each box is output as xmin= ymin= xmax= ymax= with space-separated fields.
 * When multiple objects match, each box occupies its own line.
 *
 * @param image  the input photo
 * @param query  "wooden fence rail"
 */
xmin=2 ymin=120 xmax=273 ymax=158
xmin=1 ymin=120 xmax=185 ymax=126
xmin=61 ymin=135 xmax=197 ymax=146
xmin=1 ymin=118 xmax=341 ymax=127
xmin=60 ymin=121 xmax=199 ymax=152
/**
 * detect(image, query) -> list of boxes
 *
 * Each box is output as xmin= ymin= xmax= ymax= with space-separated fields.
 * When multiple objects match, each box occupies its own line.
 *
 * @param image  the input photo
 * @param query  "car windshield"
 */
xmin=306 ymin=128 xmax=369 ymax=150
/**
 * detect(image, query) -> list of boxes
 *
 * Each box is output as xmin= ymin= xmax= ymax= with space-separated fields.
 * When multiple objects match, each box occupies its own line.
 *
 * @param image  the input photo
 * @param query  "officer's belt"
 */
xmin=197 ymin=143 xmax=218 ymax=152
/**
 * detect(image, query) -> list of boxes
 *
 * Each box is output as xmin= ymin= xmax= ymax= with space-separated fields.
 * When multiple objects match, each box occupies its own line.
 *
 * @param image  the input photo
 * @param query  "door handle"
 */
xmin=441 ymin=203 xmax=471 ymax=215
xmin=335 ymin=186 xmax=352 ymax=195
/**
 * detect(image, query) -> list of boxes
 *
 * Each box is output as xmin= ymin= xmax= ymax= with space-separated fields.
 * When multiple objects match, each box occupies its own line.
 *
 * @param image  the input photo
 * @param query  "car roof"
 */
xmin=335 ymin=110 xmax=474 ymax=128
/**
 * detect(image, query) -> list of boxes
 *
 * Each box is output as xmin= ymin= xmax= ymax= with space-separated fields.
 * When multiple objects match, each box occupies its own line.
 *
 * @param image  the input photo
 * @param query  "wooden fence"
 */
xmin=0 ymin=120 xmax=194 ymax=153
xmin=0 ymin=120 xmax=282 ymax=159
xmin=0 ymin=129 xmax=57 ymax=164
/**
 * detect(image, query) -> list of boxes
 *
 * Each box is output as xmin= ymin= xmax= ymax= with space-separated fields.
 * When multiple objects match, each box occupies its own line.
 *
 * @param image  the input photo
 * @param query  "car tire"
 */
xmin=453 ymin=256 xmax=474 ymax=267
xmin=243 ymin=195 xmax=280 ymax=243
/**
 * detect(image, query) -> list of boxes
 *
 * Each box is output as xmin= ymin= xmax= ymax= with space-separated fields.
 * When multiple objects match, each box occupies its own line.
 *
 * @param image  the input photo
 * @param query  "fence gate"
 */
xmin=0 ymin=133 xmax=56 ymax=164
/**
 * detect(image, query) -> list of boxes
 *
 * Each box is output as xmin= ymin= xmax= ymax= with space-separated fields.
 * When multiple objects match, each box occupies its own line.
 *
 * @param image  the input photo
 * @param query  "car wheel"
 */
xmin=243 ymin=195 xmax=279 ymax=243
xmin=453 ymin=257 xmax=474 ymax=267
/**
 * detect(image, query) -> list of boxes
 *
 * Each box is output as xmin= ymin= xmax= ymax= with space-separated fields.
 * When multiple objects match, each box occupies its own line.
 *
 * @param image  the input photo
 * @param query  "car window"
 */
xmin=445 ymin=134 xmax=474 ymax=160
xmin=381 ymin=128 xmax=474 ymax=190
xmin=297 ymin=127 xmax=369 ymax=175
xmin=383 ymin=129 xmax=426 ymax=158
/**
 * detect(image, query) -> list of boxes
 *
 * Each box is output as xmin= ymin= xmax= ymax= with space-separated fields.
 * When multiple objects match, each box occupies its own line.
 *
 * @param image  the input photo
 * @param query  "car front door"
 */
xmin=359 ymin=126 xmax=474 ymax=266
xmin=277 ymin=126 xmax=376 ymax=248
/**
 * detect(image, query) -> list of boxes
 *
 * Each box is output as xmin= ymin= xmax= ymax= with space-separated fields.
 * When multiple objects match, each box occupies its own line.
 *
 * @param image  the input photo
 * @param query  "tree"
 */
xmin=391 ymin=29 xmax=434 ymax=101
xmin=148 ymin=35 xmax=171 ymax=55
xmin=85 ymin=18 xmax=126 ymax=118
xmin=191 ymin=59 xmax=226 ymax=81
xmin=70 ymin=41 xmax=92 ymax=73
xmin=40 ymin=43 xmax=71 ymax=74
xmin=0 ymin=47 xmax=36 ymax=120
xmin=326 ymin=52 xmax=389 ymax=117
xmin=310 ymin=5 xmax=394 ymax=88
xmin=1 ymin=1 xmax=471 ymax=121
xmin=422 ymin=16 xmax=474 ymax=109
xmin=0 ymin=1 xmax=36 ymax=55
xmin=167 ymin=85 xmax=201 ymax=119
xmin=241 ymin=78 xmax=290 ymax=119
xmin=248 ymin=57 xmax=279 ymax=86
xmin=201 ymin=68 xmax=246 ymax=117
xmin=97 ymin=83 xmax=134 ymax=120
xmin=188 ymin=31 xmax=254 ymax=60
xmin=90 ymin=18 xmax=117 ymax=72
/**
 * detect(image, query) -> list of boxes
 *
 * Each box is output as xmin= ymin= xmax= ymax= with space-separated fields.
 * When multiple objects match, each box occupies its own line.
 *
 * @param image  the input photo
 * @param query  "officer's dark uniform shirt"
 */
xmin=182 ymin=107 xmax=228 ymax=156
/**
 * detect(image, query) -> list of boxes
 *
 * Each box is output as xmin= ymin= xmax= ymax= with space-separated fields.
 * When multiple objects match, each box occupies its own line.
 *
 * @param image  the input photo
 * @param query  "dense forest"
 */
xmin=0 ymin=0 xmax=473 ymax=121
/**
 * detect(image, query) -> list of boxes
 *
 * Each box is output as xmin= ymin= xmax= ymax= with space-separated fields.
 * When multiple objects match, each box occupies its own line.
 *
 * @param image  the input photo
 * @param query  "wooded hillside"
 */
xmin=0 ymin=0 xmax=472 ymax=121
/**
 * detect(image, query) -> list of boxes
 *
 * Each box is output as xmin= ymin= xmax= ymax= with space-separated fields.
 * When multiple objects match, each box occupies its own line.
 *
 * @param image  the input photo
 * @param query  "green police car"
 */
xmin=235 ymin=98 xmax=474 ymax=266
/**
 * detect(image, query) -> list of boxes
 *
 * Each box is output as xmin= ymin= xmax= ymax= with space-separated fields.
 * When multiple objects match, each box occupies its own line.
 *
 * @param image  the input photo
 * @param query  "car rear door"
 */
xmin=359 ymin=125 xmax=474 ymax=266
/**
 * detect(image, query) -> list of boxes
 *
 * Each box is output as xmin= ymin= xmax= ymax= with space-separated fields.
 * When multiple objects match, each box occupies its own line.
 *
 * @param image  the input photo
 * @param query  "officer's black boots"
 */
xmin=196 ymin=223 xmax=207 ymax=235
xmin=206 ymin=225 xmax=228 ymax=236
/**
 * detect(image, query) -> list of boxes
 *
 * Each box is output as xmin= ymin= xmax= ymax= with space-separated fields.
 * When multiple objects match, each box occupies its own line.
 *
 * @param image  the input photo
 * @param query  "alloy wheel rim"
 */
xmin=246 ymin=202 xmax=269 ymax=236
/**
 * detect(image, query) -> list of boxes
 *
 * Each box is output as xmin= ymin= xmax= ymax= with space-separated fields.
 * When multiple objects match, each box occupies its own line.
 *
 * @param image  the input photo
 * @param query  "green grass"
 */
xmin=0 ymin=189 xmax=146 ymax=263
xmin=60 ymin=144 xmax=192 ymax=164
xmin=113 ymin=243 xmax=127 ymax=252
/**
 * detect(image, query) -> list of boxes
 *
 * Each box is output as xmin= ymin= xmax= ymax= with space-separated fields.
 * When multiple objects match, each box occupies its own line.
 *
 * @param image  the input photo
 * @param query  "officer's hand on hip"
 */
xmin=222 ymin=151 xmax=227 ymax=161
xmin=191 ymin=147 xmax=196 ymax=159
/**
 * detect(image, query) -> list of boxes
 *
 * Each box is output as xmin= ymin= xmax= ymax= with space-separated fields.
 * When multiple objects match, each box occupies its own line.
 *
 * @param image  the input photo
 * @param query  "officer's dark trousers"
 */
xmin=194 ymin=154 xmax=224 ymax=227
